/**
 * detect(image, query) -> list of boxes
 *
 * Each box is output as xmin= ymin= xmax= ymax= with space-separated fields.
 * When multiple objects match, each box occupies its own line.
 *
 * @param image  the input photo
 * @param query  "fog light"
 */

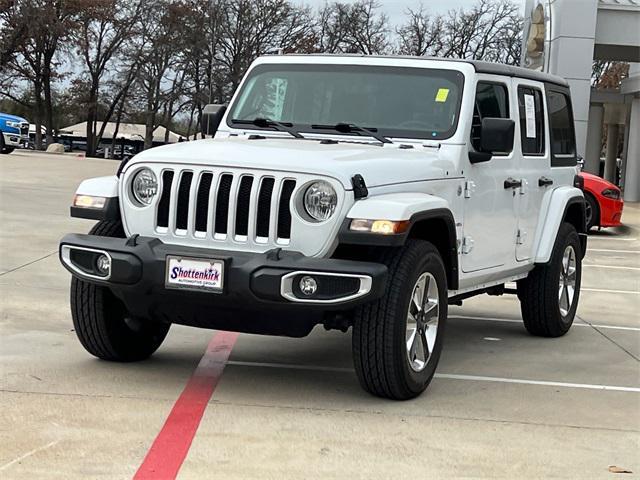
xmin=95 ymin=254 xmax=111 ymax=276
xmin=299 ymin=276 xmax=318 ymax=296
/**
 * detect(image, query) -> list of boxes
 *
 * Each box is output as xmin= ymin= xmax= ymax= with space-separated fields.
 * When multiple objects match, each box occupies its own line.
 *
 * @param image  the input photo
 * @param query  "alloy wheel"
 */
xmin=406 ymin=272 xmax=439 ymax=372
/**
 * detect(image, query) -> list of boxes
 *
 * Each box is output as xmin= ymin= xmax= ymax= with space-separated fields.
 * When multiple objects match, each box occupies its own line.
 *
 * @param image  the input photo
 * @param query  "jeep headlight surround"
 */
xmin=130 ymin=168 xmax=158 ymax=206
xmin=303 ymin=180 xmax=338 ymax=222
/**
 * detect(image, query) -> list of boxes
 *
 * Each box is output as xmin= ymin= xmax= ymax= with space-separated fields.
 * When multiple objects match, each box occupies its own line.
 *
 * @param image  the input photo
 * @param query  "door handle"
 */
xmin=504 ymin=177 xmax=522 ymax=189
xmin=538 ymin=176 xmax=554 ymax=187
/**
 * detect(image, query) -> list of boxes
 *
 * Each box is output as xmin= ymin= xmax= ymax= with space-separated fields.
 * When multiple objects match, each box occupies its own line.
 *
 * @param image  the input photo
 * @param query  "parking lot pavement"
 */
xmin=1 ymin=151 xmax=639 ymax=479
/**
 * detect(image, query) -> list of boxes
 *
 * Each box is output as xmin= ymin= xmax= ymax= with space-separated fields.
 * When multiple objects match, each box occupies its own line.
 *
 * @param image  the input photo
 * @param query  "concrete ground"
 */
xmin=1 ymin=150 xmax=638 ymax=479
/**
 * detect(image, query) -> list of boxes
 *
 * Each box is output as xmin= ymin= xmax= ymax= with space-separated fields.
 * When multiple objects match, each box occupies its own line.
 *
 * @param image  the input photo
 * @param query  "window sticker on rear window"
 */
xmin=524 ymin=94 xmax=536 ymax=138
xmin=435 ymin=88 xmax=450 ymax=103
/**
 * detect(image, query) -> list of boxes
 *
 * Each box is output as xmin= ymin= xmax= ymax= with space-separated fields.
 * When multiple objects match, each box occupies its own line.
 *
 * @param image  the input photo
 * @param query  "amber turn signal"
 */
xmin=349 ymin=219 xmax=410 ymax=235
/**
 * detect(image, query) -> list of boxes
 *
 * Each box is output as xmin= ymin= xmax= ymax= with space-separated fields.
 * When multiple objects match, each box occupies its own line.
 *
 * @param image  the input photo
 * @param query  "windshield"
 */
xmin=228 ymin=63 xmax=465 ymax=140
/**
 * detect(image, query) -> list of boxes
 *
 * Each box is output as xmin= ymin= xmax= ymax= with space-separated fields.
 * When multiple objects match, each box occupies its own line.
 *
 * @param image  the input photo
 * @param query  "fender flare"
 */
xmin=70 ymin=175 xmax=120 ymax=221
xmin=338 ymin=192 xmax=459 ymax=289
xmin=534 ymin=186 xmax=586 ymax=263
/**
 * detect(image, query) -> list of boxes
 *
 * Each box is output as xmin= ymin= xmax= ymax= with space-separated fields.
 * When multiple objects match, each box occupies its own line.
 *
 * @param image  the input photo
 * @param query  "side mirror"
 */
xmin=200 ymin=104 xmax=227 ymax=136
xmin=468 ymin=117 xmax=515 ymax=164
xmin=480 ymin=118 xmax=515 ymax=154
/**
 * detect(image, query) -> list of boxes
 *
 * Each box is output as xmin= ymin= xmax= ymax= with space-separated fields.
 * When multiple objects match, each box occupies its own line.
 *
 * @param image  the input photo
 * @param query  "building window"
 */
xmin=471 ymin=82 xmax=509 ymax=152
xmin=547 ymin=90 xmax=575 ymax=157
xmin=518 ymin=86 xmax=545 ymax=155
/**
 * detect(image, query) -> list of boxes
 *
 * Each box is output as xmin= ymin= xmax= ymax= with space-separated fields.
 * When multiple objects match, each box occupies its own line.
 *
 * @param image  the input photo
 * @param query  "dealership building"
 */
xmin=522 ymin=0 xmax=640 ymax=201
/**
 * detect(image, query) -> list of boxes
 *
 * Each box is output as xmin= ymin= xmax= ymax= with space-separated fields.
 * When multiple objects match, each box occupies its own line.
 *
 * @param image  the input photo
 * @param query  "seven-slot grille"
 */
xmin=155 ymin=168 xmax=297 ymax=245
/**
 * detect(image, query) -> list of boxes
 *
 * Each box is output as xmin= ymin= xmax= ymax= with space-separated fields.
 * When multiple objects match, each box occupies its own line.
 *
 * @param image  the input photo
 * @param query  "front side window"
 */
xmin=517 ymin=86 xmax=545 ymax=155
xmin=228 ymin=64 xmax=465 ymax=140
xmin=470 ymin=82 xmax=509 ymax=152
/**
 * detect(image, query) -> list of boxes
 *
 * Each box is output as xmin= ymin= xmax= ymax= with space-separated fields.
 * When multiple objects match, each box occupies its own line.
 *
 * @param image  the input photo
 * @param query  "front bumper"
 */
xmin=59 ymin=234 xmax=387 ymax=336
xmin=598 ymin=196 xmax=624 ymax=227
xmin=2 ymin=132 xmax=28 ymax=148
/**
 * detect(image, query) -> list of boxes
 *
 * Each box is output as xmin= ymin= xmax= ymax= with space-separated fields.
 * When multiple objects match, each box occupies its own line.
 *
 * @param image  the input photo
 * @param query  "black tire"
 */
xmin=352 ymin=240 xmax=448 ymax=400
xmin=584 ymin=192 xmax=599 ymax=231
xmin=70 ymin=220 xmax=170 ymax=361
xmin=0 ymin=135 xmax=13 ymax=154
xmin=517 ymin=223 xmax=582 ymax=337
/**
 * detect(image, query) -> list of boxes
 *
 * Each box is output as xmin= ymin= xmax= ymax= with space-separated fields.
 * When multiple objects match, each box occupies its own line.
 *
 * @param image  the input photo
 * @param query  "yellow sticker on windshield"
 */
xmin=435 ymin=88 xmax=450 ymax=103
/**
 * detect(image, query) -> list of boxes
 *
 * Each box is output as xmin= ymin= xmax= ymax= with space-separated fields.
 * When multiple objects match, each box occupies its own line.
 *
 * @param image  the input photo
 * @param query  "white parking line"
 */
xmin=226 ymin=361 xmax=640 ymax=393
xmin=590 ymin=237 xmax=636 ymax=242
xmin=449 ymin=315 xmax=640 ymax=331
xmin=581 ymin=288 xmax=639 ymax=295
xmin=0 ymin=441 xmax=59 ymax=472
xmin=583 ymin=264 xmax=640 ymax=271
xmin=434 ymin=374 xmax=640 ymax=393
xmin=587 ymin=249 xmax=639 ymax=254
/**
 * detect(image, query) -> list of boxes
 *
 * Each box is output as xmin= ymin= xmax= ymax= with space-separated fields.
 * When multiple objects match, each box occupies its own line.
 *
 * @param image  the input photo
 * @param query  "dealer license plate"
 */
xmin=165 ymin=256 xmax=224 ymax=292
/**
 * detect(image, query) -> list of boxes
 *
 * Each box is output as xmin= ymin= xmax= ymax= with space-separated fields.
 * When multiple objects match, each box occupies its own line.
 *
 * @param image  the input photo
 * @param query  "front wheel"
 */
xmin=517 ymin=222 xmax=582 ymax=337
xmin=70 ymin=220 xmax=170 ymax=361
xmin=584 ymin=192 xmax=599 ymax=231
xmin=352 ymin=240 xmax=448 ymax=400
xmin=0 ymin=135 xmax=14 ymax=154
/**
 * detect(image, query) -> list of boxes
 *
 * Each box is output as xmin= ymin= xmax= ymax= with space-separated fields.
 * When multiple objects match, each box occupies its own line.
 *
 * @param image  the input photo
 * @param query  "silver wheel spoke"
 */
xmin=419 ymin=328 xmax=429 ymax=359
xmin=424 ymin=300 xmax=438 ymax=318
xmin=406 ymin=328 xmax=418 ymax=354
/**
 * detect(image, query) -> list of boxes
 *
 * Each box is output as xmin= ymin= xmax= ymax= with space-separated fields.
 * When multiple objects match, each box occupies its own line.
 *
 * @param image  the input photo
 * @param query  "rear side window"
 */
xmin=471 ymin=82 xmax=509 ymax=152
xmin=547 ymin=90 xmax=576 ymax=164
xmin=517 ymin=87 xmax=544 ymax=155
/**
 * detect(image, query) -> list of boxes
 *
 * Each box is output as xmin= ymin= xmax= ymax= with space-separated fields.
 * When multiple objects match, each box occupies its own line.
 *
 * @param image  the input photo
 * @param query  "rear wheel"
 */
xmin=517 ymin=223 xmax=582 ymax=337
xmin=584 ymin=192 xmax=599 ymax=230
xmin=70 ymin=220 xmax=170 ymax=361
xmin=352 ymin=240 xmax=447 ymax=400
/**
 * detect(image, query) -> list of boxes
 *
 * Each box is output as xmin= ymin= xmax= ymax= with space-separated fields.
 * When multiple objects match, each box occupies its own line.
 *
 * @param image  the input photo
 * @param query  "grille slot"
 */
xmin=175 ymin=172 xmax=193 ymax=231
xmin=215 ymin=174 xmax=233 ymax=235
xmin=157 ymin=170 xmax=174 ymax=228
xmin=256 ymin=178 xmax=275 ymax=239
xmin=235 ymin=176 xmax=254 ymax=237
xmin=277 ymin=179 xmax=296 ymax=240
xmin=195 ymin=173 xmax=213 ymax=233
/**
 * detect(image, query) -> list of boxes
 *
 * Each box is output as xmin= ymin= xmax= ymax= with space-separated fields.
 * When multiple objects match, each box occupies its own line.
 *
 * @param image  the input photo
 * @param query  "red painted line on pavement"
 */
xmin=134 ymin=331 xmax=239 ymax=480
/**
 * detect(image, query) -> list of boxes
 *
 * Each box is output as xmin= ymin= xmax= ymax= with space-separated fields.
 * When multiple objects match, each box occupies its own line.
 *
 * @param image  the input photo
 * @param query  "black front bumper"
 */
xmin=59 ymin=234 xmax=387 ymax=337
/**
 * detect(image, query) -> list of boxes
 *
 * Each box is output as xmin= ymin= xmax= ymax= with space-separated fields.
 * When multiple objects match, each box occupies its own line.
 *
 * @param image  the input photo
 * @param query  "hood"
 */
xmin=127 ymin=136 xmax=457 ymax=189
xmin=580 ymin=171 xmax=618 ymax=190
xmin=0 ymin=112 xmax=28 ymax=123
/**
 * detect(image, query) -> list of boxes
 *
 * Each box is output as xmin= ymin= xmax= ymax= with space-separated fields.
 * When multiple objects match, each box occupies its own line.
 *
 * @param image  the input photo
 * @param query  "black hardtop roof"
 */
xmin=280 ymin=53 xmax=569 ymax=88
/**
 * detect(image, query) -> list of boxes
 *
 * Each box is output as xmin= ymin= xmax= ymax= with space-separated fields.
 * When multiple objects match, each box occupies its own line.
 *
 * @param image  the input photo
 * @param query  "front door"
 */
xmin=461 ymin=77 xmax=520 ymax=273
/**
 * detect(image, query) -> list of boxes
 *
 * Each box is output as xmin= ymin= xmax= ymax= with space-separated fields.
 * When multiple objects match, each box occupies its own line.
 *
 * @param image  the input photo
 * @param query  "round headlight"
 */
xmin=303 ymin=181 xmax=337 ymax=221
xmin=131 ymin=168 xmax=158 ymax=206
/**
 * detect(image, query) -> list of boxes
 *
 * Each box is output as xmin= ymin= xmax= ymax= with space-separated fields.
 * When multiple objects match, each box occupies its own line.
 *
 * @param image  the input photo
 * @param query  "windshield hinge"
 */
xmin=351 ymin=174 xmax=368 ymax=199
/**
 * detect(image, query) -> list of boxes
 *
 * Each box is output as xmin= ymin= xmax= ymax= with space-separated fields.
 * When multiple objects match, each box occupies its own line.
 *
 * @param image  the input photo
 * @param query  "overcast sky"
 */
xmin=297 ymin=0 xmax=526 ymax=27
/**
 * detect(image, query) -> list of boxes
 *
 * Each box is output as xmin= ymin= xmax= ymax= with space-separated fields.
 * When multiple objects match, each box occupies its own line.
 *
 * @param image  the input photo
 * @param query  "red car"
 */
xmin=580 ymin=172 xmax=624 ymax=230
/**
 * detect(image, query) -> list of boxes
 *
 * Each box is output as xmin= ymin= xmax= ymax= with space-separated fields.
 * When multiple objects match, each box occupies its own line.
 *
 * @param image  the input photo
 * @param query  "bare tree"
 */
xmin=0 ymin=0 xmax=78 ymax=147
xmin=316 ymin=0 xmax=389 ymax=54
xmin=395 ymin=0 xmax=522 ymax=65
xmin=133 ymin=0 xmax=188 ymax=148
xmin=396 ymin=6 xmax=445 ymax=57
xmin=74 ymin=0 xmax=144 ymax=155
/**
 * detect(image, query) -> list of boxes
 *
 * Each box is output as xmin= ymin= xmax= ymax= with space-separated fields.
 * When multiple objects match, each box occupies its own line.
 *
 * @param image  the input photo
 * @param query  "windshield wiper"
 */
xmin=311 ymin=123 xmax=392 ymax=144
xmin=231 ymin=117 xmax=304 ymax=139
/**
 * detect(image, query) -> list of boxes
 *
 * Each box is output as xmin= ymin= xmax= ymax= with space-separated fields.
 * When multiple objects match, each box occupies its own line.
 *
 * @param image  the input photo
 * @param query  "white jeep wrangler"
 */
xmin=60 ymin=55 xmax=586 ymax=400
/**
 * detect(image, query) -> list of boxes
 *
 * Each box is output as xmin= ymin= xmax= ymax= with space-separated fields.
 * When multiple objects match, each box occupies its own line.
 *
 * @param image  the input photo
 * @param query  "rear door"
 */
xmin=513 ymin=80 xmax=550 ymax=261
